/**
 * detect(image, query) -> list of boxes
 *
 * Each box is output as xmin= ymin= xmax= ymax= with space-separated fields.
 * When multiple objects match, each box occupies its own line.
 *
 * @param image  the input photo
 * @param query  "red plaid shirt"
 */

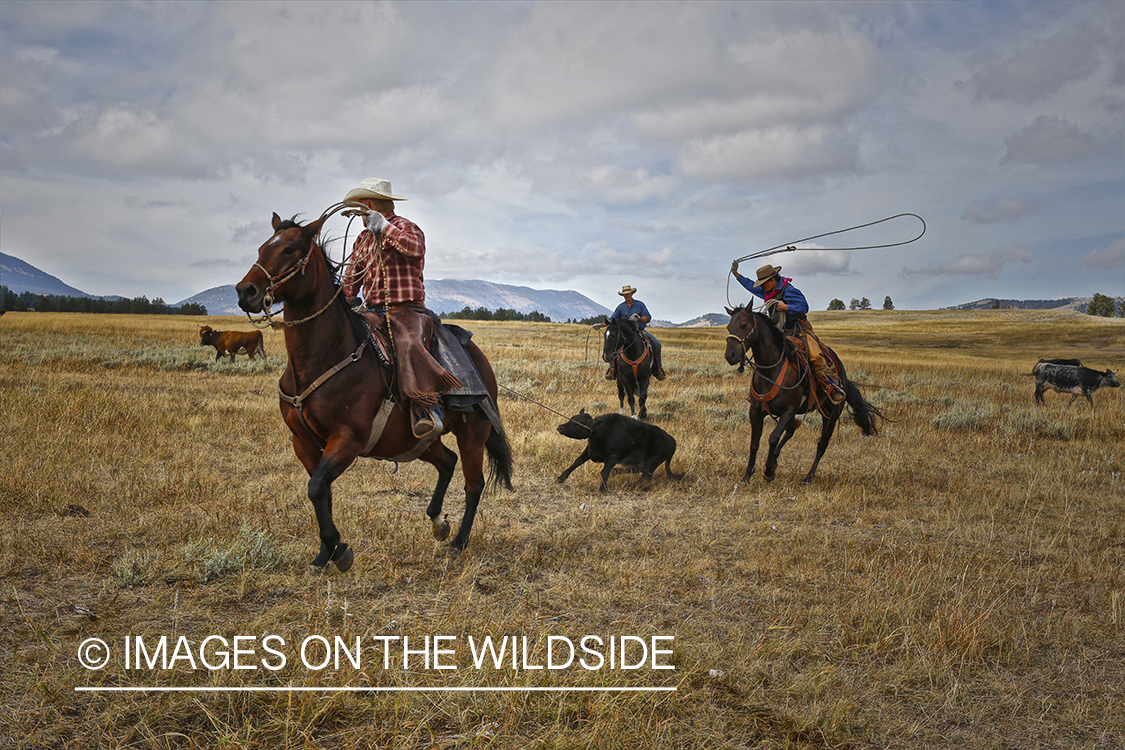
xmin=343 ymin=213 xmax=426 ymax=306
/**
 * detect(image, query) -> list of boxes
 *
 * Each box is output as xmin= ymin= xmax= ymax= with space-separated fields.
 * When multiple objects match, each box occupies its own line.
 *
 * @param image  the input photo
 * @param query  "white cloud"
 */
xmin=0 ymin=1 xmax=1122 ymax=319
xmin=901 ymin=243 xmax=1034 ymax=279
xmin=961 ymin=196 xmax=1042 ymax=224
xmin=963 ymin=28 xmax=1105 ymax=104
xmin=1001 ymin=115 xmax=1103 ymax=166
xmin=1080 ymin=237 xmax=1125 ymax=270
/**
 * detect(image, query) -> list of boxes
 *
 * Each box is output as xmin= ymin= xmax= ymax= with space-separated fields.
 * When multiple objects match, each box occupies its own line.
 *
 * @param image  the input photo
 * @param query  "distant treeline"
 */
xmin=0 ymin=285 xmax=207 ymax=316
xmin=440 ymin=306 xmax=552 ymax=322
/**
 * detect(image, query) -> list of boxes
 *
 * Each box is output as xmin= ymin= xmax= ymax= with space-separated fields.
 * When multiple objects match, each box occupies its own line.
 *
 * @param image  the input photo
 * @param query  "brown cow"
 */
xmin=198 ymin=325 xmax=266 ymax=362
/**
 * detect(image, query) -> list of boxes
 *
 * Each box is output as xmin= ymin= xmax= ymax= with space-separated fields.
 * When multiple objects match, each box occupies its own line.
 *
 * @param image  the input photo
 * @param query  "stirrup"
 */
xmin=412 ymin=408 xmax=444 ymax=439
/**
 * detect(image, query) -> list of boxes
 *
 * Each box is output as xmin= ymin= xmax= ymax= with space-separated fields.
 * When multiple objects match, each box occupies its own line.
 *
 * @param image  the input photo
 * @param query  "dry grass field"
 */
xmin=1 ymin=308 xmax=1123 ymax=749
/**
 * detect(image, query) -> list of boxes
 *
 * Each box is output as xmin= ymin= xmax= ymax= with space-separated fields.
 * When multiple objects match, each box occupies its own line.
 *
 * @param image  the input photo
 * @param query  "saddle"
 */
xmin=357 ymin=306 xmax=502 ymax=429
xmin=785 ymin=321 xmax=843 ymax=419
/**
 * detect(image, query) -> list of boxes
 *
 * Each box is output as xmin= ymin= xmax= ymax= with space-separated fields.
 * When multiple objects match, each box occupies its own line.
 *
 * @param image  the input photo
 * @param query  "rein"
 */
xmin=608 ymin=321 xmax=650 ymax=378
xmin=246 ymin=200 xmax=372 ymax=330
xmin=728 ymin=309 xmax=808 ymax=411
xmin=278 ymin=341 xmax=368 ymax=450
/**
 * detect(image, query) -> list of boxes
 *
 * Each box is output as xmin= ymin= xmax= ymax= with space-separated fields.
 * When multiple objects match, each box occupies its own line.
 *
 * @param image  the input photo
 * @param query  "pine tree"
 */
xmin=883 ymin=296 xmax=894 ymax=310
xmin=1087 ymin=293 xmax=1115 ymax=317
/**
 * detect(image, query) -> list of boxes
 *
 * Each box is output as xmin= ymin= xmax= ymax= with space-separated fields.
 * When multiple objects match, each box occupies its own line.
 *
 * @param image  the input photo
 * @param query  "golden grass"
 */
xmin=1 ymin=309 xmax=1123 ymax=748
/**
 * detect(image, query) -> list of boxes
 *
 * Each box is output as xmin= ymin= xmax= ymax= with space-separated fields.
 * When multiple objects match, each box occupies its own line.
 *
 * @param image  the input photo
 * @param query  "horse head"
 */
xmin=602 ymin=316 xmax=641 ymax=363
xmin=237 ymin=213 xmax=328 ymax=314
xmin=724 ymin=306 xmax=756 ymax=366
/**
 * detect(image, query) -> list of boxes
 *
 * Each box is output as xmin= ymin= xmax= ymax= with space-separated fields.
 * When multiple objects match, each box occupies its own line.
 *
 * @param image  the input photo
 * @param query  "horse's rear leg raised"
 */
xmin=803 ymin=409 xmax=842 ymax=484
xmin=421 ymin=443 xmax=459 ymax=542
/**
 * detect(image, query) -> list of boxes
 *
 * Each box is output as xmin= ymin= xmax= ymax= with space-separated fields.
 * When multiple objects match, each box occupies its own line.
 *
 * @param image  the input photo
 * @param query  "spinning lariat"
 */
xmin=726 ymin=213 xmax=926 ymax=310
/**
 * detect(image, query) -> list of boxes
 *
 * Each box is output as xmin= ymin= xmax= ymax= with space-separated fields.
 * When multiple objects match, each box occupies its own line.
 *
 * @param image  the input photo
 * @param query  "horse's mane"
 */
xmin=731 ymin=305 xmax=786 ymax=350
xmin=281 ymin=215 xmax=370 ymax=347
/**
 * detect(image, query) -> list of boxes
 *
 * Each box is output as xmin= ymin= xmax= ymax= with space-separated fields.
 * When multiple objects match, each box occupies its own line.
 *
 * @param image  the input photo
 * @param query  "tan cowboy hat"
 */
xmin=343 ymin=177 xmax=407 ymax=202
xmin=618 ymin=285 xmax=637 ymax=296
xmin=752 ymin=264 xmax=782 ymax=288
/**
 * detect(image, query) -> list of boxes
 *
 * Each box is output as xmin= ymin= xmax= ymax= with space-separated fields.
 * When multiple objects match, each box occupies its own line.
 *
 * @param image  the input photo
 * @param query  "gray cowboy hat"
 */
xmin=752 ymin=264 xmax=782 ymax=288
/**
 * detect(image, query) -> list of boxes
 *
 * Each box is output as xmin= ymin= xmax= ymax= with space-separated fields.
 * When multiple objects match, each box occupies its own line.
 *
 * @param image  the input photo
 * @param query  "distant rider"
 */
xmin=606 ymin=284 xmax=666 ymax=381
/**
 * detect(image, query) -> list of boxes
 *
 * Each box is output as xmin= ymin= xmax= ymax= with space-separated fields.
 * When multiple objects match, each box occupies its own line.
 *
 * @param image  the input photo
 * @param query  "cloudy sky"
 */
xmin=1 ymin=0 xmax=1122 ymax=321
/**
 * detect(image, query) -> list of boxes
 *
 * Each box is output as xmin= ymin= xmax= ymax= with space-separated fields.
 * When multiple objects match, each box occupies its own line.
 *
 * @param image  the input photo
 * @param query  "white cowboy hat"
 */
xmin=343 ymin=177 xmax=407 ymax=202
xmin=618 ymin=285 xmax=637 ymax=296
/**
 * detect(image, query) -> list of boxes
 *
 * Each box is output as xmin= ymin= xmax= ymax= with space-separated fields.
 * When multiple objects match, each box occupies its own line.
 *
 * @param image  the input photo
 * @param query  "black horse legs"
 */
xmin=308 ymin=461 xmax=355 ymax=572
xmin=451 ymin=473 xmax=485 ymax=550
xmin=744 ymin=408 xmax=800 ymax=483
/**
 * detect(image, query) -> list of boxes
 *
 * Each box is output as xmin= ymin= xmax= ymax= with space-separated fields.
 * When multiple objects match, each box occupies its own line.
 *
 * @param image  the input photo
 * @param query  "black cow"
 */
xmin=556 ymin=409 xmax=684 ymax=492
xmin=1032 ymin=361 xmax=1120 ymax=409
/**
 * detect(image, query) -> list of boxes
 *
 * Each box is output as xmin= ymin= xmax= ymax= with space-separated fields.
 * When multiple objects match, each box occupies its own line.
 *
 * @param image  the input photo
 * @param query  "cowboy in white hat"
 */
xmin=606 ymin=284 xmax=666 ymax=381
xmin=731 ymin=261 xmax=845 ymax=403
xmin=343 ymin=178 xmax=459 ymax=438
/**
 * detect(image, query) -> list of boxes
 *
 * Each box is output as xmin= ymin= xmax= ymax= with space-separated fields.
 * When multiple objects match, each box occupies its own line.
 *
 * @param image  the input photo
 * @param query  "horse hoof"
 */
xmin=764 ymin=473 xmax=775 ymax=483
xmin=432 ymin=515 xmax=450 ymax=542
xmin=331 ymin=543 xmax=355 ymax=573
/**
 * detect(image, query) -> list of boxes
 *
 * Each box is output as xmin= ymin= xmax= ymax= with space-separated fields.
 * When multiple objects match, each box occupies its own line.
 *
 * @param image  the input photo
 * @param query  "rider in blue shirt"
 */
xmin=608 ymin=285 xmax=666 ymax=381
xmin=731 ymin=263 xmax=844 ymax=403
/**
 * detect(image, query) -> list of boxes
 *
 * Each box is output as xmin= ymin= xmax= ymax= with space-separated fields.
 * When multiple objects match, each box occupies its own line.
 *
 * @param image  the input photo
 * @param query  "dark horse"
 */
xmin=236 ymin=213 xmax=512 ymax=570
xmin=603 ymin=316 xmax=654 ymax=420
xmin=724 ymin=306 xmax=883 ymax=483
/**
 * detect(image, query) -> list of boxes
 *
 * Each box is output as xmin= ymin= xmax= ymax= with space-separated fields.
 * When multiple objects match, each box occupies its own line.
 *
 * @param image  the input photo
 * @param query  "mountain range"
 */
xmin=177 ymin=279 xmax=612 ymax=322
xmin=1 ymin=251 xmax=612 ymax=323
xmin=1 ymin=253 xmax=105 ymax=299
xmin=4 ymin=252 xmax=1116 ymax=324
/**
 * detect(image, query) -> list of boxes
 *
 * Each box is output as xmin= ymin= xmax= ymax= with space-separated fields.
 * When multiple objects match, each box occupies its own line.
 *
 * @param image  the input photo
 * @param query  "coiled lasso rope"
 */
xmin=726 ymin=213 xmax=926 ymax=309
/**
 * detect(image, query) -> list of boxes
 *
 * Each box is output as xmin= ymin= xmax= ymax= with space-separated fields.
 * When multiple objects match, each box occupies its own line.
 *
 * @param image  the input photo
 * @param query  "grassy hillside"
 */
xmin=1 ymin=309 xmax=1122 ymax=748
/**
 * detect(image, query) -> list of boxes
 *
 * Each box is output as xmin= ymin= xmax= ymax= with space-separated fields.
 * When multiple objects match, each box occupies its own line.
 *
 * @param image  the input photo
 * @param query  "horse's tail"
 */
xmin=844 ymin=380 xmax=885 ymax=437
xmin=485 ymin=421 xmax=514 ymax=491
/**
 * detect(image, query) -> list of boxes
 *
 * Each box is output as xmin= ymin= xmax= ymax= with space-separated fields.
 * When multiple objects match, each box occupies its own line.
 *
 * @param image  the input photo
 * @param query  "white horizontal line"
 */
xmin=76 ymin=686 xmax=676 ymax=693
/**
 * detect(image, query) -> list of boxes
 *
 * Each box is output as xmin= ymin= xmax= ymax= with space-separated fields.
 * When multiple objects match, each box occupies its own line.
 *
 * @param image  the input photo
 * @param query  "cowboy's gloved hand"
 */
xmin=731 ymin=260 xmax=740 ymax=275
xmin=629 ymin=313 xmax=641 ymax=322
xmin=365 ymin=211 xmax=388 ymax=234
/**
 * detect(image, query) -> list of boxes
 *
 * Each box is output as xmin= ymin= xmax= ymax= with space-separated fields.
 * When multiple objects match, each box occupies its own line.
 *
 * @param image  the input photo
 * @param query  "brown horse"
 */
xmin=236 ymin=213 xmax=512 ymax=570
xmin=724 ymin=306 xmax=883 ymax=483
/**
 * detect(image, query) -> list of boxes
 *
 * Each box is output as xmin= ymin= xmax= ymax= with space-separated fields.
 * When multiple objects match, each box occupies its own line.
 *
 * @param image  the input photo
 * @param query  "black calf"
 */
xmin=556 ymin=409 xmax=684 ymax=492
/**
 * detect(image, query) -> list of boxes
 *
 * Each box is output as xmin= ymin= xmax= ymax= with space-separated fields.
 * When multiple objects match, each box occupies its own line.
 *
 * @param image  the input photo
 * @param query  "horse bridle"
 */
xmin=727 ymin=311 xmax=785 ymax=370
xmin=247 ymin=237 xmax=346 ymax=330
xmin=606 ymin=319 xmax=643 ymax=358
xmin=246 ymin=201 xmax=371 ymax=330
